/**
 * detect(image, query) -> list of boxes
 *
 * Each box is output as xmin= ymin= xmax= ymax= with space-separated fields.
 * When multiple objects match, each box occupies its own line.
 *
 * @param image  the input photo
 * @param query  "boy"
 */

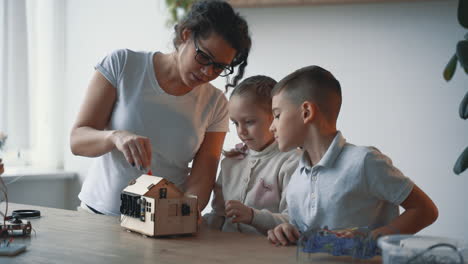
xmin=267 ymin=66 xmax=438 ymax=246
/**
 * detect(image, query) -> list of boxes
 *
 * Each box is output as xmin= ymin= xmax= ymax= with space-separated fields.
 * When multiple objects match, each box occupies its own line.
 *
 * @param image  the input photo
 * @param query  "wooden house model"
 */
xmin=120 ymin=174 xmax=198 ymax=236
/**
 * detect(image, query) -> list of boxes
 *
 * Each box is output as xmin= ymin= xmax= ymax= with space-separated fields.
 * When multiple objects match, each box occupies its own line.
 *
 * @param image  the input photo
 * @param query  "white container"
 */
xmin=378 ymin=235 xmax=468 ymax=264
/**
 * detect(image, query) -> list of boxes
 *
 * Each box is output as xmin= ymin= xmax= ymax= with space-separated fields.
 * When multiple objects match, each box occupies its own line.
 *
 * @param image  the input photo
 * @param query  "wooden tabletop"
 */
xmin=1 ymin=204 xmax=381 ymax=264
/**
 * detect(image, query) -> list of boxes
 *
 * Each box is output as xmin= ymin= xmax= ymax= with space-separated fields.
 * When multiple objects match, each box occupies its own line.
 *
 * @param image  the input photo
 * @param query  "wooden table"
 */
xmin=1 ymin=204 xmax=381 ymax=264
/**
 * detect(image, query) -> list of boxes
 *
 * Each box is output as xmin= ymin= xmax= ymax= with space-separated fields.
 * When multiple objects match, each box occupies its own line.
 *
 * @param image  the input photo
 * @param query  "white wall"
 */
xmin=64 ymin=0 xmax=468 ymax=240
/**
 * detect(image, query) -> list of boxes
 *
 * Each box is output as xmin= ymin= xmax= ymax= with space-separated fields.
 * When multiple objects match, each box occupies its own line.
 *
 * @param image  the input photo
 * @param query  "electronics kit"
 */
xmin=0 ymin=210 xmax=39 ymax=256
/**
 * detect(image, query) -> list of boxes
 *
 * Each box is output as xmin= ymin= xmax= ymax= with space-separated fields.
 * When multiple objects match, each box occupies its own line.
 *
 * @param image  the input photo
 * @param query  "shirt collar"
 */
xmin=317 ymin=131 xmax=346 ymax=168
xmin=298 ymin=131 xmax=346 ymax=173
xmin=248 ymin=141 xmax=278 ymax=158
xmin=299 ymin=151 xmax=312 ymax=174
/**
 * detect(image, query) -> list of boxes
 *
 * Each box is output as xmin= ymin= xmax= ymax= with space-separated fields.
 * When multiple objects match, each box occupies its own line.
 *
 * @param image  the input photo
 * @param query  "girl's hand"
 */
xmin=225 ymin=200 xmax=253 ymax=224
xmin=109 ymin=130 xmax=152 ymax=170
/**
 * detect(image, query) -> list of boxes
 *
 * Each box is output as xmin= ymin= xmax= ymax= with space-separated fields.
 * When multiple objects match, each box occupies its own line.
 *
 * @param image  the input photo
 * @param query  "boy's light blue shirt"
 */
xmin=286 ymin=131 xmax=414 ymax=232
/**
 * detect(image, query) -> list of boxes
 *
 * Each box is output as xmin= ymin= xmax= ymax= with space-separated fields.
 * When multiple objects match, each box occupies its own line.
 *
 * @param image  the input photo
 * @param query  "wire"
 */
xmin=4 ymin=175 xmax=25 ymax=186
xmin=0 ymin=175 xmax=8 ymax=238
xmin=0 ymin=176 xmax=8 ymax=226
xmin=406 ymin=243 xmax=465 ymax=264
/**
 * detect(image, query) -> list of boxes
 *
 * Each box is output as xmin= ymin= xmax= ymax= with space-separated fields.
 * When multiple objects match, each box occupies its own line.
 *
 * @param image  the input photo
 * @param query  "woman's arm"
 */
xmin=371 ymin=184 xmax=438 ymax=237
xmin=185 ymin=132 xmax=226 ymax=210
xmin=70 ymin=71 xmax=117 ymax=157
xmin=70 ymin=71 xmax=151 ymax=169
xmin=203 ymin=169 xmax=226 ymax=230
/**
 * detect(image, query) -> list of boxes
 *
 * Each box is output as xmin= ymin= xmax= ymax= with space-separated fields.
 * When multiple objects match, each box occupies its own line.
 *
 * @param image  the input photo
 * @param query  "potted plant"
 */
xmin=0 ymin=132 xmax=7 ymax=153
xmin=443 ymin=0 xmax=468 ymax=175
xmin=166 ymin=0 xmax=195 ymax=26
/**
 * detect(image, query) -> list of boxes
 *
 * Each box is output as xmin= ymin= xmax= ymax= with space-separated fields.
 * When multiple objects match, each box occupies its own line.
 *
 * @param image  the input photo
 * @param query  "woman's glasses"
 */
xmin=194 ymin=39 xmax=234 ymax=77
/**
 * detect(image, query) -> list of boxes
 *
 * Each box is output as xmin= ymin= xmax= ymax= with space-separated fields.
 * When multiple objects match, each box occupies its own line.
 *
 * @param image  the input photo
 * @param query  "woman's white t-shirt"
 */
xmin=78 ymin=49 xmax=229 ymax=215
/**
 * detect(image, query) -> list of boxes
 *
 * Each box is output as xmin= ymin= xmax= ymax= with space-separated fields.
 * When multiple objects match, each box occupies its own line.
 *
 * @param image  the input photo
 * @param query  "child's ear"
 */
xmin=301 ymin=101 xmax=316 ymax=124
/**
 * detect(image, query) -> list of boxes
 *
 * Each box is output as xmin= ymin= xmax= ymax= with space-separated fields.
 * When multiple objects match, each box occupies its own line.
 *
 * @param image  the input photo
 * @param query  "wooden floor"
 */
xmin=1 ymin=203 xmax=382 ymax=264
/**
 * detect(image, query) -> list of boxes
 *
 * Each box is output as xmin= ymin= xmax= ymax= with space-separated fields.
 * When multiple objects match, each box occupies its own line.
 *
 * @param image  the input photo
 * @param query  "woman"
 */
xmin=70 ymin=0 xmax=251 ymax=216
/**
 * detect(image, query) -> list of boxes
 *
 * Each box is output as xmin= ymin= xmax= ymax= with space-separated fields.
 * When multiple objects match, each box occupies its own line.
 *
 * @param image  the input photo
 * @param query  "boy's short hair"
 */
xmin=230 ymin=75 xmax=277 ymax=111
xmin=272 ymin=65 xmax=342 ymax=123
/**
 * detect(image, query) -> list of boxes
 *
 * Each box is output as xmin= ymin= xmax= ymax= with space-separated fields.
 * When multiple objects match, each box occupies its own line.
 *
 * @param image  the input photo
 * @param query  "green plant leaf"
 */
xmin=460 ymin=91 xmax=468 ymax=119
xmin=459 ymin=0 xmax=468 ymax=28
xmin=454 ymin=146 xmax=468 ymax=175
xmin=165 ymin=0 xmax=194 ymax=26
xmin=443 ymin=54 xmax=458 ymax=81
xmin=457 ymin=40 xmax=468 ymax=70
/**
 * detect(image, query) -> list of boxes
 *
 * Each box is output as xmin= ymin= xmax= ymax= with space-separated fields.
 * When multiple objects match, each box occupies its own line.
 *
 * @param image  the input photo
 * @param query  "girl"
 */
xmin=204 ymin=76 xmax=299 ymax=235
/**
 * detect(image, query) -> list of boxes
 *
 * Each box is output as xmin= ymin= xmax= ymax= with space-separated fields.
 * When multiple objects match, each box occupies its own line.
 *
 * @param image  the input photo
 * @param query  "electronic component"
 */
xmin=297 ymin=226 xmax=380 ymax=260
xmin=11 ymin=210 xmax=41 ymax=219
xmin=0 ymin=218 xmax=32 ymax=237
xmin=0 ymin=243 xmax=26 ymax=256
xmin=120 ymin=193 xmax=142 ymax=219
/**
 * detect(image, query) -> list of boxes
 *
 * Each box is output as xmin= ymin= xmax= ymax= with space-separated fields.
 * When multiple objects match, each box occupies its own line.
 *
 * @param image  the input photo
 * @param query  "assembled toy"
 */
xmin=297 ymin=226 xmax=380 ymax=260
xmin=120 ymin=174 xmax=198 ymax=237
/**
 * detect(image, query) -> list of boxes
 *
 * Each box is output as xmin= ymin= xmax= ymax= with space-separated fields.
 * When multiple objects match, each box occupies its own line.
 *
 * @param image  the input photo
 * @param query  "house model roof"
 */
xmin=123 ymin=174 xmax=183 ymax=197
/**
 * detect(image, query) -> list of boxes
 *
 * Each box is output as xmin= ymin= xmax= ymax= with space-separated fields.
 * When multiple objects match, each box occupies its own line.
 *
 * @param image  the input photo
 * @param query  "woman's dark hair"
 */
xmin=173 ymin=0 xmax=251 ymax=91
xmin=230 ymin=75 xmax=277 ymax=112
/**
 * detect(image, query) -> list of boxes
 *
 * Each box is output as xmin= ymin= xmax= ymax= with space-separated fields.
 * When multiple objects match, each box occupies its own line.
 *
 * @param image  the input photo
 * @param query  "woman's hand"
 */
xmin=109 ymin=130 xmax=152 ymax=170
xmin=197 ymin=205 xmax=203 ymax=226
xmin=225 ymin=200 xmax=253 ymax=224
